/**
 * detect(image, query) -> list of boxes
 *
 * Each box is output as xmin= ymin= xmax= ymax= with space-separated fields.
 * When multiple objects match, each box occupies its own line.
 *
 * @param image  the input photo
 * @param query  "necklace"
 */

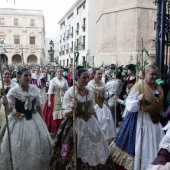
xmin=77 ymin=87 xmax=86 ymax=91
xmin=4 ymin=81 xmax=10 ymax=86
xmin=78 ymin=88 xmax=88 ymax=112
xmin=21 ymin=84 xmax=29 ymax=91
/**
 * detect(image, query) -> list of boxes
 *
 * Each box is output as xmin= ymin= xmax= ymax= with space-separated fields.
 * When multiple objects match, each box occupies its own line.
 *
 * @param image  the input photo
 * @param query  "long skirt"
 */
xmin=0 ymin=112 xmax=52 ymax=170
xmin=43 ymin=94 xmax=64 ymax=134
xmin=134 ymin=111 xmax=164 ymax=170
xmin=110 ymin=112 xmax=137 ymax=170
xmin=94 ymin=104 xmax=115 ymax=140
xmin=49 ymin=118 xmax=115 ymax=170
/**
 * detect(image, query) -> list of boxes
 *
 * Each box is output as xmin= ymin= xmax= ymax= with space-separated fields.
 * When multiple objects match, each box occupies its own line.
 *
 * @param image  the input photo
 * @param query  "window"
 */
xmin=83 ymin=1 xmax=86 ymax=9
xmin=83 ymin=56 xmax=85 ymax=63
xmin=30 ymin=19 xmax=35 ymax=26
xmin=76 ymin=39 xmax=79 ymax=51
xmin=154 ymin=21 xmax=157 ymax=30
xmin=71 ymin=27 xmax=73 ymax=37
xmin=14 ymin=36 xmax=20 ymax=44
xmin=77 ymin=1 xmax=86 ymax=14
xmin=30 ymin=37 xmax=35 ymax=44
xmin=14 ymin=19 xmax=18 ymax=26
xmin=82 ymin=36 xmax=85 ymax=49
xmin=76 ymin=23 xmax=79 ymax=35
xmin=0 ymin=18 xmax=5 ymax=25
xmin=83 ymin=18 xmax=86 ymax=26
xmin=83 ymin=18 xmax=86 ymax=31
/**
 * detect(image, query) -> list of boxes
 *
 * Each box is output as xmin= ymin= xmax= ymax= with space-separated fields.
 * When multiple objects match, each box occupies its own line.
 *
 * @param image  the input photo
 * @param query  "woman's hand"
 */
xmin=48 ymin=101 xmax=51 ymax=107
xmin=70 ymin=99 xmax=77 ymax=108
xmin=1 ymin=95 xmax=8 ymax=105
xmin=65 ymin=110 xmax=73 ymax=117
xmin=138 ymin=94 xmax=145 ymax=103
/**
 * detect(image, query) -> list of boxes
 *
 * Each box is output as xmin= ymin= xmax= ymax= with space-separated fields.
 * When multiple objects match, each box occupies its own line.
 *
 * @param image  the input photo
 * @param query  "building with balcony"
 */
xmin=58 ymin=0 xmax=97 ymax=67
xmin=0 ymin=8 xmax=45 ymax=65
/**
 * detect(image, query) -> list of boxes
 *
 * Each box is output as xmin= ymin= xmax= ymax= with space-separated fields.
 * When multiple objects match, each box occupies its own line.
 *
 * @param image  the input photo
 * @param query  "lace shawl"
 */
xmin=48 ymin=77 xmax=68 ymax=96
xmin=7 ymin=85 xmax=40 ymax=110
xmin=87 ymin=80 xmax=105 ymax=98
xmin=31 ymin=73 xmax=45 ymax=87
xmin=62 ymin=87 xmax=110 ymax=166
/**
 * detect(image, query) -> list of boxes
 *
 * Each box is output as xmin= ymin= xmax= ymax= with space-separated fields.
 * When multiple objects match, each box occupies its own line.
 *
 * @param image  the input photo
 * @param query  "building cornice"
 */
xmin=96 ymin=5 xmax=156 ymax=23
xmin=57 ymin=0 xmax=84 ymax=24
xmin=0 ymin=8 xmax=43 ymax=16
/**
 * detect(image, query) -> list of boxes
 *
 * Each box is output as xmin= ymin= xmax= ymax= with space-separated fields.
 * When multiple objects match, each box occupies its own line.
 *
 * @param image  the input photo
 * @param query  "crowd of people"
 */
xmin=0 ymin=62 xmax=169 ymax=170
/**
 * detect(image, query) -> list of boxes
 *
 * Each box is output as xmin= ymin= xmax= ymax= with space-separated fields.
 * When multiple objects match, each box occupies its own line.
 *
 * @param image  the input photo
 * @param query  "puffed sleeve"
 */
xmin=126 ymin=89 xmax=140 ymax=112
xmin=6 ymin=88 xmax=15 ymax=109
xmin=62 ymin=89 xmax=73 ymax=117
xmin=47 ymin=79 xmax=55 ymax=94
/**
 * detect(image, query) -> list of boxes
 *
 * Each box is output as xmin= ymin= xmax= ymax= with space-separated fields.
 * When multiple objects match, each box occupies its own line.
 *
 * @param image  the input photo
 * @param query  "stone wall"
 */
xmin=95 ymin=0 xmax=157 ymax=66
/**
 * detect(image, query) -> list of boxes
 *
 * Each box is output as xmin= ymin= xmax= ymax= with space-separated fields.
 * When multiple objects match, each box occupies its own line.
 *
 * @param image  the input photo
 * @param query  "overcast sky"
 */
xmin=0 ymin=0 xmax=77 ymax=38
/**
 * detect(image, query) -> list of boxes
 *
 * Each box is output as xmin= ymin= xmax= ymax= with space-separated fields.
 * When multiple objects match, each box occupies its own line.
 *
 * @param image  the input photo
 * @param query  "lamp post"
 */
xmin=48 ymin=40 xmax=54 ymax=65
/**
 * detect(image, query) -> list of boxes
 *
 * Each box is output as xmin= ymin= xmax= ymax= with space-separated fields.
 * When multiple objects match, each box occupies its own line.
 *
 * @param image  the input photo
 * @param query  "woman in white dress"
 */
xmin=43 ymin=67 xmax=68 ymax=134
xmin=49 ymin=66 xmax=115 ymax=170
xmin=87 ymin=67 xmax=115 ymax=140
xmin=0 ymin=67 xmax=52 ymax=170
xmin=110 ymin=64 xmax=164 ymax=170
xmin=0 ymin=69 xmax=17 ymax=129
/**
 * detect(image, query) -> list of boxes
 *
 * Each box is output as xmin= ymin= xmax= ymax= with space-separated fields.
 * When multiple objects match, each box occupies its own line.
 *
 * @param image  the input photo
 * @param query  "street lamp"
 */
xmin=48 ymin=40 xmax=54 ymax=64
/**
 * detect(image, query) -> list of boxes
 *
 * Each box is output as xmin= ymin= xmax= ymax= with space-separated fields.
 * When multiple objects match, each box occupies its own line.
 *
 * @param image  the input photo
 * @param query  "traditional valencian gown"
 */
xmin=43 ymin=77 xmax=68 ymax=134
xmin=110 ymin=80 xmax=165 ymax=170
xmin=31 ymin=72 xmax=47 ymax=106
xmin=0 ymin=80 xmax=17 ymax=129
xmin=87 ymin=79 xmax=115 ymax=140
xmin=0 ymin=84 xmax=52 ymax=170
xmin=49 ymin=86 xmax=115 ymax=170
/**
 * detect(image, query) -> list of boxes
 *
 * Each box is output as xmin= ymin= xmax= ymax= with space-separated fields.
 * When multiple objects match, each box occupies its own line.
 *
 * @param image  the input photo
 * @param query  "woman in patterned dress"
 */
xmin=49 ymin=67 xmax=115 ymax=170
xmin=43 ymin=67 xmax=68 ymax=134
xmin=0 ymin=68 xmax=52 ymax=170
xmin=110 ymin=64 xmax=164 ymax=170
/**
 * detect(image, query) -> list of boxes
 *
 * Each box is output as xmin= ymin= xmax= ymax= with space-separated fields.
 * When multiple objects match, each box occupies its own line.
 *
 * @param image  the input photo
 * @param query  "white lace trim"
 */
xmin=68 ymin=86 xmax=94 ymax=102
xmin=76 ymin=116 xmax=110 ymax=166
xmin=31 ymin=73 xmax=45 ymax=87
xmin=7 ymin=85 xmax=39 ymax=110
xmin=88 ymin=80 xmax=105 ymax=97
xmin=52 ymin=110 xmax=64 ymax=120
xmin=47 ymin=77 xmax=68 ymax=97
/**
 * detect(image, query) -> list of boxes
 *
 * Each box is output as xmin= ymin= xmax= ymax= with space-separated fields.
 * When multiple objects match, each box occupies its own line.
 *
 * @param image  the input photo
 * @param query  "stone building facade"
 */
xmin=0 ymin=8 xmax=45 ymax=65
xmin=95 ymin=0 xmax=157 ymax=66
xmin=58 ymin=0 xmax=97 ymax=67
